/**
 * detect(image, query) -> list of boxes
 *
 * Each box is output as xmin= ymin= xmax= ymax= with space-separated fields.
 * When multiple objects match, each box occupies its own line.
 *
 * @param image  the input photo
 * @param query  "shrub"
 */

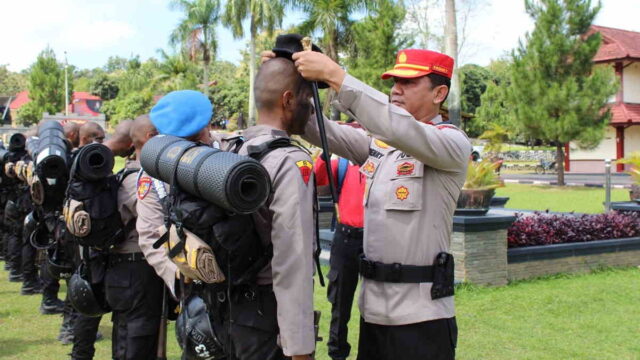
xmin=507 ymin=211 xmax=640 ymax=248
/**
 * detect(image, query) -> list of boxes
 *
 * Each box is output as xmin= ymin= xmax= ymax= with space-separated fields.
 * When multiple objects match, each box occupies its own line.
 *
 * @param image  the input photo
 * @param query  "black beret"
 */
xmin=273 ymin=34 xmax=329 ymax=89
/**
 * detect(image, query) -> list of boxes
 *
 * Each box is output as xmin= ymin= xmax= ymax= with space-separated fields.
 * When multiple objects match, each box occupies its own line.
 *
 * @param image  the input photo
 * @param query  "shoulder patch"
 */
xmin=296 ymin=160 xmax=313 ymax=185
xmin=436 ymin=124 xmax=460 ymax=131
xmin=137 ymin=176 xmax=152 ymax=200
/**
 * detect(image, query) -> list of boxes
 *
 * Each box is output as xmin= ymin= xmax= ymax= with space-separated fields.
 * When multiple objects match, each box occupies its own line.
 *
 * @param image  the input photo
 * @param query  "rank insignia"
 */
xmin=296 ymin=160 xmax=313 ymax=185
xmin=395 ymin=186 xmax=409 ymax=201
xmin=397 ymin=162 xmax=415 ymax=176
xmin=373 ymin=139 xmax=390 ymax=149
xmin=137 ymin=177 xmax=152 ymax=200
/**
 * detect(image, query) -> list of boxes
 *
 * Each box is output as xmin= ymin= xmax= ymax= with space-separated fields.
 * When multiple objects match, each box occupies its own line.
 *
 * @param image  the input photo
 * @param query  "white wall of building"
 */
xmin=570 ymin=126 xmax=617 ymax=160
xmin=626 ymin=125 xmax=640 ymax=155
xmin=624 ymin=62 xmax=640 ymax=104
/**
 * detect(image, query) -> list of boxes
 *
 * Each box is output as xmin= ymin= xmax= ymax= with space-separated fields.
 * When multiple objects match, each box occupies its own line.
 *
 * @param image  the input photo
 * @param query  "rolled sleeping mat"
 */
xmin=140 ymin=135 xmax=271 ymax=214
xmin=73 ymin=143 xmax=114 ymax=181
xmin=26 ymin=136 xmax=40 ymax=157
xmin=35 ymin=120 xmax=69 ymax=180
xmin=8 ymin=133 xmax=26 ymax=151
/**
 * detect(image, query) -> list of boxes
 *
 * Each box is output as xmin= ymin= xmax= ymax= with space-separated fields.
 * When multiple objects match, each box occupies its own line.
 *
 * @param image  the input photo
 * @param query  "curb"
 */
xmin=503 ymin=179 xmax=630 ymax=189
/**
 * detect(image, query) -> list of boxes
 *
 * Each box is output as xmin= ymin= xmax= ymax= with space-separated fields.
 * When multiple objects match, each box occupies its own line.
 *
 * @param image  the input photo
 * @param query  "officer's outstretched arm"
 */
xmin=268 ymin=151 xmax=316 ymax=357
xmin=302 ymin=113 xmax=369 ymax=166
xmin=334 ymin=75 xmax=471 ymax=173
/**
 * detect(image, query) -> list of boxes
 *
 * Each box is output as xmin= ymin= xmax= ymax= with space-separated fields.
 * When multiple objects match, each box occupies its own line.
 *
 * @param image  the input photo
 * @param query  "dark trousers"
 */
xmin=40 ymin=260 xmax=60 ymax=302
xmin=105 ymin=257 xmax=164 ymax=360
xmin=224 ymin=285 xmax=285 ymax=360
xmin=357 ymin=317 xmax=458 ymax=360
xmin=6 ymin=231 xmax=22 ymax=273
xmin=21 ymin=240 xmax=38 ymax=283
xmin=327 ymin=224 xmax=363 ymax=360
xmin=72 ymin=314 xmax=102 ymax=360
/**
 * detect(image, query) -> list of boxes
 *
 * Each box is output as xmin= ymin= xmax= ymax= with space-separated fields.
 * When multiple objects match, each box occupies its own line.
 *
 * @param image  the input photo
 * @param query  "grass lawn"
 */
xmin=1 ymin=263 xmax=639 ymax=359
xmin=496 ymin=184 xmax=629 ymax=214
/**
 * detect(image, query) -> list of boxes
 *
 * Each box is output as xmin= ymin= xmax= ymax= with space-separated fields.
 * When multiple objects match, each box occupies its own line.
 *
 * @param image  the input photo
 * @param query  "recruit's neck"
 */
xmin=256 ymin=111 xmax=290 ymax=136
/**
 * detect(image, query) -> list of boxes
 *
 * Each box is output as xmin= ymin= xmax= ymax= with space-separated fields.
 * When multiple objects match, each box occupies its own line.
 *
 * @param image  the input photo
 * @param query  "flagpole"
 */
xmin=64 ymin=51 xmax=69 ymax=116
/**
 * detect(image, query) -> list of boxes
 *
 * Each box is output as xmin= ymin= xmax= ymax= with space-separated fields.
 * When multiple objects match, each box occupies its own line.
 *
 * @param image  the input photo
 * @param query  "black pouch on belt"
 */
xmin=430 ymin=252 xmax=454 ymax=300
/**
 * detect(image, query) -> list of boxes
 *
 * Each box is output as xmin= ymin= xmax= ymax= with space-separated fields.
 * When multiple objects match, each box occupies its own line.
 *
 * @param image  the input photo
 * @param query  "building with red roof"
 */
xmin=7 ymin=91 xmax=103 ymax=125
xmin=568 ymin=25 xmax=640 ymax=173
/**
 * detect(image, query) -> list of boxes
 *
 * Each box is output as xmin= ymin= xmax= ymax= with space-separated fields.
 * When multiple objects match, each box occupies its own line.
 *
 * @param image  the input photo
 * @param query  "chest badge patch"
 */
xmin=397 ymin=162 xmax=415 ymax=176
xmin=137 ymin=177 xmax=152 ymax=200
xmin=395 ymin=186 xmax=409 ymax=201
xmin=361 ymin=160 xmax=377 ymax=177
xmin=296 ymin=160 xmax=313 ymax=185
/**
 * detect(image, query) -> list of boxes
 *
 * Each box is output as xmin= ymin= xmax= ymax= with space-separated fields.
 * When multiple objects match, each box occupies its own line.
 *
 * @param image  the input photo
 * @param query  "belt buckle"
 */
xmin=388 ymin=263 xmax=402 ymax=282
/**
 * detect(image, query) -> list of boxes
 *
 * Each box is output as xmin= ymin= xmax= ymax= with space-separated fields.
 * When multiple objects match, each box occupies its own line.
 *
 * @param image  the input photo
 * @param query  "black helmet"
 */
xmin=23 ymin=211 xmax=38 ymax=242
xmin=68 ymin=263 xmax=110 ymax=317
xmin=30 ymin=226 xmax=55 ymax=249
xmin=176 ymin=296 xmax=226 ymax=360
xmin=46 ymin=245 xmax=74 ymax=280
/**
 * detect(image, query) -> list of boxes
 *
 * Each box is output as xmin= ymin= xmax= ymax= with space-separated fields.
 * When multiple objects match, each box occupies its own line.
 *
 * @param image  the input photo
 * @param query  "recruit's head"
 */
xmin=130 ymin=114 xmax=157 ymax=152
xmin=382 ymin=49 xmax=453 ymax=120
xmin=79 ymin=122 xmax=105 ymax=146
xmin=150 ymin=90 xmax=213 ymax=144
xmin=104 ymin=119 xmax=134 ymax=158
xmin=63 ymin=121 xmax=80 ymax=148
xmin=254 ymin=57 xmax=313 ymax=135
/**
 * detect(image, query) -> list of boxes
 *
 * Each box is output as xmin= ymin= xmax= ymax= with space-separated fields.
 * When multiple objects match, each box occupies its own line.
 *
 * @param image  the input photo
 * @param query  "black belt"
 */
xmin=359 ymin=256 xmax=434 ymax=283
xmin=337 ymin=223 xmax=363 ymax=238
xmin=108 ymin=252 xmax=146 ymax=266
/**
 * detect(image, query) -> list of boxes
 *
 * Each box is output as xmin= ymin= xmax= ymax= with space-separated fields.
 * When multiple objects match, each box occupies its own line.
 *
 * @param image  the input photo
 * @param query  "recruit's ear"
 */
xmin=282 ymin=90 xmax=295 ymax=110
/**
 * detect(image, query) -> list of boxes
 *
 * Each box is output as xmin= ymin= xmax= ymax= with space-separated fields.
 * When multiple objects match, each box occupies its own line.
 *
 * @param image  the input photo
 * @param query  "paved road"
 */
xmin=501 ymin=173 xmax=632 ymax=187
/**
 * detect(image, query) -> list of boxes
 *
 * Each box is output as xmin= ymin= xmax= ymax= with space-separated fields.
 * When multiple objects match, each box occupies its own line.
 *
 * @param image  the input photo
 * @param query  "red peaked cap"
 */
xmin=381 ymin=49 xmax=454 ymax=80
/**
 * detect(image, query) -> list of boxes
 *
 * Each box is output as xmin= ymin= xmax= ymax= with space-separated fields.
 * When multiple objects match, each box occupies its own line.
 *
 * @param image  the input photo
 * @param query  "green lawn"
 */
xmin=1 ymin=263 xmax=638 ymax=359
xmin=496 ymin=184 xmax=629 ymax=214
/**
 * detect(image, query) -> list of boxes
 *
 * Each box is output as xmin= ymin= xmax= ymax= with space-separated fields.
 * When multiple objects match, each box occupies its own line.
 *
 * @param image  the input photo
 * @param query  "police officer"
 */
xmin=102 ymin=116 xmax=166 ymax=360
xmin=4 ymin=135 xmax=29 ymax=283
xmin=69 ymin=121 xmax=107 ymax=359
xmin=281 ymin=48 xmax=471 ymax=359
xmin=314 ymin=133 xmax=365 ymax=360
xmin=226 ymin=56 xmax=317 ymax=360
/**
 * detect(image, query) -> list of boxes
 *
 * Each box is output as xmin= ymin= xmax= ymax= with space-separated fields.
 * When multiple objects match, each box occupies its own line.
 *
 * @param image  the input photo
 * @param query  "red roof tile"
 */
xmin=72 ymin=91 xmax=101 ymax=101
xmin=610 ymin=103 xmax=640 ymax=125
xmin=9 ymin=91 xmax=29 ymax=110
xmin=589 ymin=25 xmax=640 ymax=63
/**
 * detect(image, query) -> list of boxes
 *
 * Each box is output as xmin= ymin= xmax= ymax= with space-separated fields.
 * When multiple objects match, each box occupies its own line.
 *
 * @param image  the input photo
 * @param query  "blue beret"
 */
xmin=150 ymin=90 xmax=213 ymax=137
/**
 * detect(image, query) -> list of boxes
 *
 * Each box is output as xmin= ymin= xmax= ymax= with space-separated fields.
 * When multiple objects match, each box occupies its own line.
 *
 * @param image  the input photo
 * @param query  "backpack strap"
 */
xmin=330 ymin=157 xmax=350 ymax=231
xmin=246 ymin=137 xmax=292 ymax=161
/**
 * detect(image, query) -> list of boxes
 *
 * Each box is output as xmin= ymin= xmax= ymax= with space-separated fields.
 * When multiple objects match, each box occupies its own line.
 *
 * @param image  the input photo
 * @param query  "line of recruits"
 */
xmin=0 ymin=33 xmax=469 ymax=360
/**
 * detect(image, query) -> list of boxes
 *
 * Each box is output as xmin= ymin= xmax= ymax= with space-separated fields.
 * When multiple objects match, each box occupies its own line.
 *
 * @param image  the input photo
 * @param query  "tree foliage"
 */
xmin=0 ymin=65 xmax=27 ymax=96
xmin=347 ymin=0 xmax=412 ymax=94
xmin=17 ymin=47 xmax=72 ymax=126
xmin=507 ymin=0 xmax=617 ymax=185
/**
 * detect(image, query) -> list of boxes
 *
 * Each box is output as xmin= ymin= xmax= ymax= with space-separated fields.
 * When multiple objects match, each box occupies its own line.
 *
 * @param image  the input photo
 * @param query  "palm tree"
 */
xmin=170 ymin=0 xmax=220 ymax=96
xmin=155 ymin=49 xmax=199 ymax=92
xmin=223 ymin=0 xmax=284 ymax=126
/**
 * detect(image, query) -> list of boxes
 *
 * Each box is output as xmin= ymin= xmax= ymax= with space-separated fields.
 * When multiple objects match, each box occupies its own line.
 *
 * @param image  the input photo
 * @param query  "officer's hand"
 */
xmin=291 ymin=355 xmax=312 ymax=360
xmin=260 ymin=51 xmax=276 ymax=64
xmin=292 ymin=51 xmax=345 ymax=91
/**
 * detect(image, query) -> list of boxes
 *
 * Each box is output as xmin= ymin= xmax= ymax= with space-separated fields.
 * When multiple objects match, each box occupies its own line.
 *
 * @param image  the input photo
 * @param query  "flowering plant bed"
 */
xmin=507 ymin=211 xmax=640 ymax=248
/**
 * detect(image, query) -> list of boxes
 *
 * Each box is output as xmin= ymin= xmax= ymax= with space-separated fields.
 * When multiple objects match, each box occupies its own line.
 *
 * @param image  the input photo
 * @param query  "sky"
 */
xmin=0 ymin=0 xmax=638 ymax=72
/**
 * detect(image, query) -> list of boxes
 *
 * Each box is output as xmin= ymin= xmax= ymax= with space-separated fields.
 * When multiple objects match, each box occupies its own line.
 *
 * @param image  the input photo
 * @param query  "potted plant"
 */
xmin=478 ymin=124 xmax=510 ymax=173
xmin=456 ymin=159 xmax=504 ymax=215
xmin=617 ymin=152 xmax=640 ymax=202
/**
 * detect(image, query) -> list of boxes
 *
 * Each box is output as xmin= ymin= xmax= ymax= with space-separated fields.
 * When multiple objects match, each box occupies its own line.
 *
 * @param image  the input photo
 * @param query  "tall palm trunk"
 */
xmin=203 ymin=29 xmax=210 ymax=96
xmin=444 ymin=0 xmax=461 ymax=127
xmin=248 ymin=17 xmax=257 ymax=127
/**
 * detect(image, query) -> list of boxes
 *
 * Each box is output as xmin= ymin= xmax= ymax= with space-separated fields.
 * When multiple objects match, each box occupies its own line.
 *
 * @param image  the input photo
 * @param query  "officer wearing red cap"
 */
xmin=263 ymin=46 xmax=470 ymax=359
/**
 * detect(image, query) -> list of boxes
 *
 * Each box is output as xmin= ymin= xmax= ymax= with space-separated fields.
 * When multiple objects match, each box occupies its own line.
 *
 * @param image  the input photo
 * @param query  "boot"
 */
xmin=21 ymin=278 xmax=43 ymax=295
xmin=8 ymin=269 xmax=22 ymax=282
xmin=41 ymin=297 xmax=65 ymax=315
xmin=58 ymin=305 xmax=77 ymax=344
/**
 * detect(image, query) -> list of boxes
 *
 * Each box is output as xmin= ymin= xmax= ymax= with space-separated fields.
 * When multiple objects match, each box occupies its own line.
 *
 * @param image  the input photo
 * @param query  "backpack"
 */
xmin=63 ymin=144 xmax=137 ymax=251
